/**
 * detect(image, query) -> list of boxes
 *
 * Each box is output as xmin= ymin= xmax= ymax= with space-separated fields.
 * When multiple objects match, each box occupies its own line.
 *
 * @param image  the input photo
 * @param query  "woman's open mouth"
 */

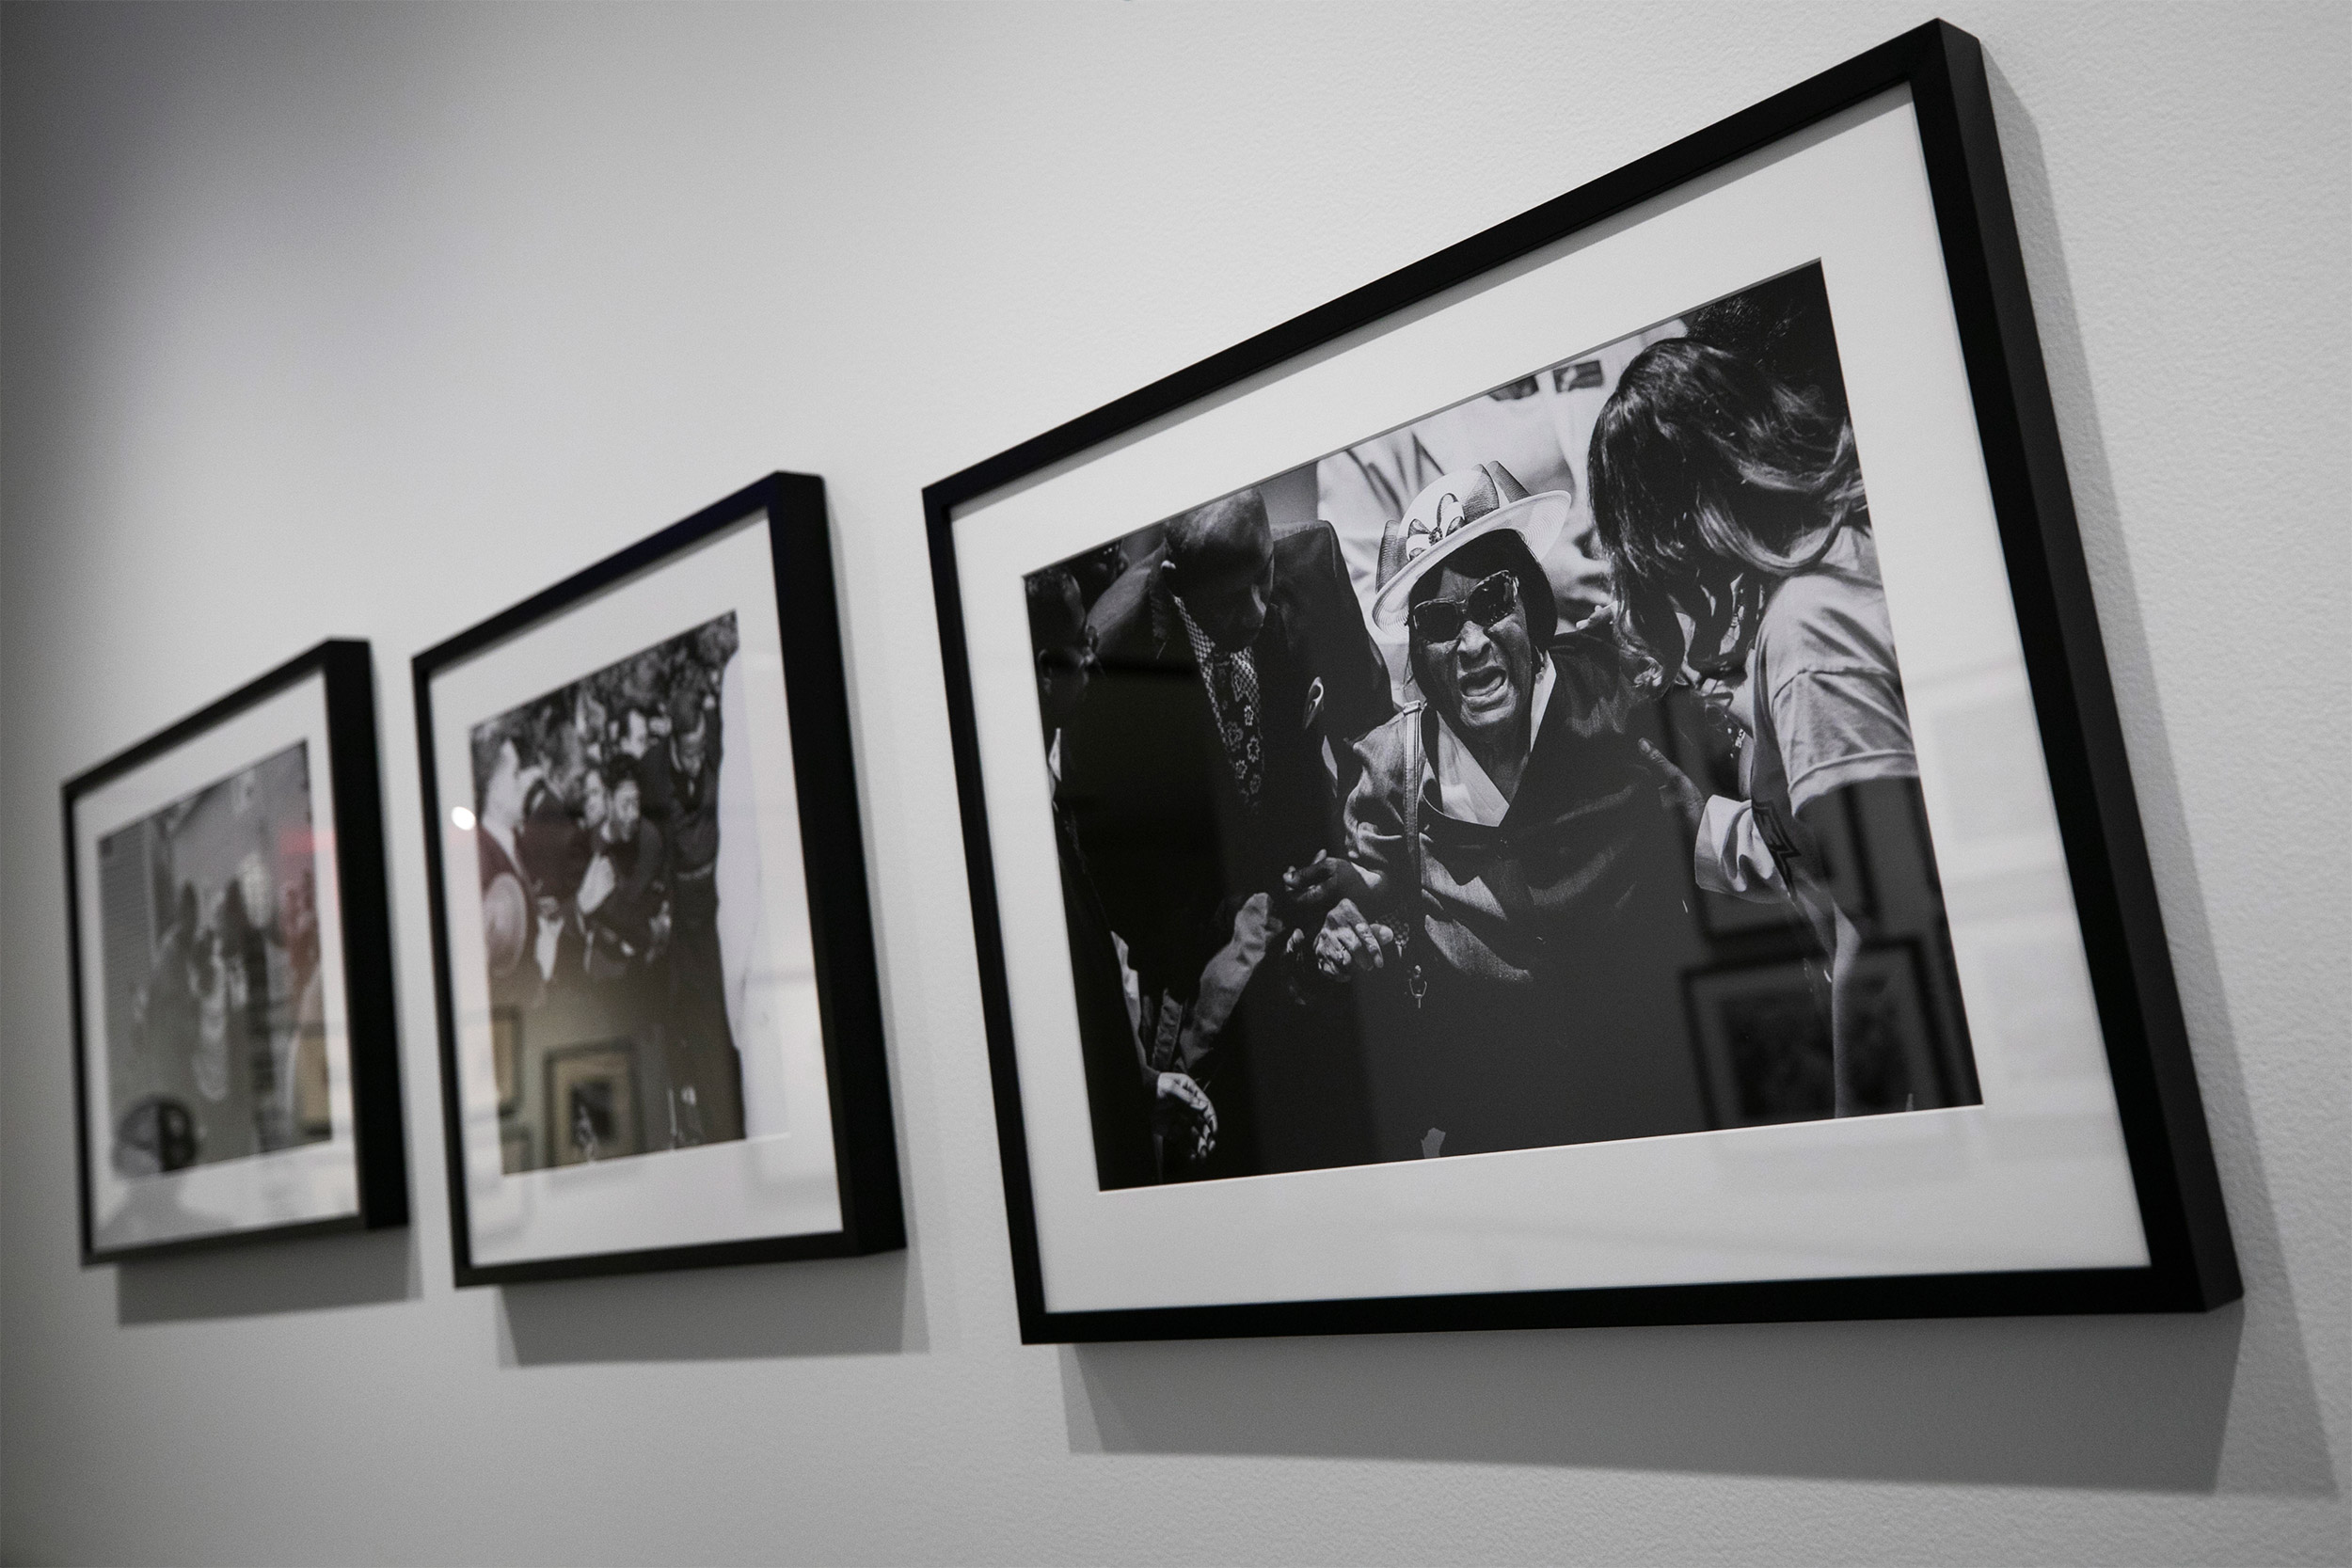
xmin=1458 ymin=663 xmax=1508 ymax=705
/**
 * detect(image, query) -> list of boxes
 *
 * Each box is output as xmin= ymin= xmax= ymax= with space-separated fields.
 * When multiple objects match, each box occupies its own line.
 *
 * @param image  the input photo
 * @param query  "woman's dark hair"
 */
xmin=1587 ymin=338 xmax=1866 ymax=672
xmin=1406 ymin=531 xmax=1555 ymax=689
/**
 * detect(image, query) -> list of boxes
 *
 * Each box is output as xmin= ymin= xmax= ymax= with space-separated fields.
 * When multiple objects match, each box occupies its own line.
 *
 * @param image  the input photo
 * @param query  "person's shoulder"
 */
xmin=1350 ymin=703 xmax=1422 ymax=780
xmin=1272 ymin=520 xmax=1345 ymax=583
xmin=1757 ymin=534 xmax=1894 ymax=673
xmin=1084 ymin=558 xmax=1159 ymax=653
xmin=1542 ymin=622 xmax=1642 ymax=736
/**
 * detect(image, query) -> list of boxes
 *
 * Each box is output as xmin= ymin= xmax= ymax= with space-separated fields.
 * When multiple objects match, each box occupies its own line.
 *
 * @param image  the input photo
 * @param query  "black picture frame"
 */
xmin=62 ymin=639 xmax=407 ymax=1264
xmin=923 ymin=21 xmax=2237 ymax=1343
xmin=414 ymin=472 xmax=903 ymax=1286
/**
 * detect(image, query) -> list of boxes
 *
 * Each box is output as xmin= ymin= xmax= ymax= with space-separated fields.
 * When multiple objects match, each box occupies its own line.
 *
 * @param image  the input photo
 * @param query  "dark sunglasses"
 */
xmin=1408 ymin=570 xmax=1520 ymax=643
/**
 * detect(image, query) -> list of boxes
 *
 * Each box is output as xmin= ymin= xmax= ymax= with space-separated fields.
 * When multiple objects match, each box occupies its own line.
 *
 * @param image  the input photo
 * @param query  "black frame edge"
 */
xmin=767 ymin=472 xmax=908 ymax=1256
xmin=415 ymin=473 xmax=904 ymax=1290
xmin=1907 ymin=23 xmax=2238 ymax=1307
xmin=320 ymin=641 xmax=411 ymax=1230
xmin=924 ymin=20 xmax=2239 ymax=1344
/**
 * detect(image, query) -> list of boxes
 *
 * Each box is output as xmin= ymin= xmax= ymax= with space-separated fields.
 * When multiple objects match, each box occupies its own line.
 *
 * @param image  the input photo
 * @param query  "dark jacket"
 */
xmin=1345 ymin=629 xmax=1675 ymax=983
xmin=1054 ymin=797 xmax=1161 ymax=1190
xmin=1341 ymin=627 xmax=1708 ymax=1156
xmin=1060 ymin=521 xmax=1392 ymax=1003
xmin=638 ymin=720 xmax=722 ymax=918
xmin=583 ymin=818 xmax=667 ymax=977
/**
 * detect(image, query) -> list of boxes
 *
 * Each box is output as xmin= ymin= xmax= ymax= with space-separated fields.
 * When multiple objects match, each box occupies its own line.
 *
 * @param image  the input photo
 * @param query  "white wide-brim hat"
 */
xmin=1367 ymin=460 xmax=1575 ymax=635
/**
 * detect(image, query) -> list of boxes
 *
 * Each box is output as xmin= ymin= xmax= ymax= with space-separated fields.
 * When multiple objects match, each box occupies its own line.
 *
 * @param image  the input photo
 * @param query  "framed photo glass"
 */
xmin=64 ymin=641 xmax=405 ymax=1261
xmin=925 ymin=24 xmax=2235 ymax=1340
xmin=416 ymin=473 xmax=900 ymax=1285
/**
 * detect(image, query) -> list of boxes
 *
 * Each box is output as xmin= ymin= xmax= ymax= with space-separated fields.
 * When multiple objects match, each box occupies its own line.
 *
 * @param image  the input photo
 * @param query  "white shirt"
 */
xmin=1694 ymin=793 xmax=1788 ymax=900
xmin=1431 ymin=653 xmax=1555 ymax=826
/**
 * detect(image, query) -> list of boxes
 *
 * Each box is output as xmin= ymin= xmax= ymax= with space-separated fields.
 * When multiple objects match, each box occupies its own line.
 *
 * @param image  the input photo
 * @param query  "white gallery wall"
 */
xmin=0 ymin=3 xmax=2343 ymax=1563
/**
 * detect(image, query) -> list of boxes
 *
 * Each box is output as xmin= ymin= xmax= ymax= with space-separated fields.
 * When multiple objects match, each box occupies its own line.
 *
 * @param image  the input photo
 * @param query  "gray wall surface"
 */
xmin=1 ymin=3 xmax=2344 ymax=1563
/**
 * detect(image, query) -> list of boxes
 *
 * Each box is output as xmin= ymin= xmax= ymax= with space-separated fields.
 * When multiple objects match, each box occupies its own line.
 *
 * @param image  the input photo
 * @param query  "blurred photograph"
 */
xmin=463 ymin=611 xmax=756 ymax=1173
xmin=95 ymin=742 xmax=329 ymax=1177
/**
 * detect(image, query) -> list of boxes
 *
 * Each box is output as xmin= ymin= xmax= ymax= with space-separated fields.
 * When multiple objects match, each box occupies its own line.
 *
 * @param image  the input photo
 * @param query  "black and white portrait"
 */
xmin=94 ymin=742 xmax=329 ymax=1178
xmin=1025 ymin=264 xmax=1981 ymax=1188
xmin=463 ymin=611 xmax=754 ymax=1172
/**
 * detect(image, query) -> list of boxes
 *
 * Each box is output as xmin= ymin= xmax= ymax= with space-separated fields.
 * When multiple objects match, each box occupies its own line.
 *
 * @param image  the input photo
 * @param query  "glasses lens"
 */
xmin=1467 ymin=572 xmax=1518 ymax=627
xmin=1411 ymin=600 xmax=1468 ymax=642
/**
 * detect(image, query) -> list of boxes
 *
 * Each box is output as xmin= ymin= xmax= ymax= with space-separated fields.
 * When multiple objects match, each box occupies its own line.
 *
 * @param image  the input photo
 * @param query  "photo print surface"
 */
xmin=1024 ymin=263 xmax=1979 ymax=1189
xmin=465 ymin=611 xmax=759 ymax=1174
xmin=95 ymin=740 xmax=330 ymax=1178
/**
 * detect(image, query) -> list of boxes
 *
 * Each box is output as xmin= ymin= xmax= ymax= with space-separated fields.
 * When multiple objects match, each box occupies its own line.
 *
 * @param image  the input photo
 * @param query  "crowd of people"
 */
xmin=112 ymin=808 xmax=328 ymax=1175
xmin=468 ymin=614 xmax=742 ymax=1165
xmin=1031 ymin=322 xmax=1951 ymax=1186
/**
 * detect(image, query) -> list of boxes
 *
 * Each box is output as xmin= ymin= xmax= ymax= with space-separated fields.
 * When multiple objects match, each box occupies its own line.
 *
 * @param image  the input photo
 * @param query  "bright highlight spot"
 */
xmin=451 ymin=806 xmax=477 ymax=832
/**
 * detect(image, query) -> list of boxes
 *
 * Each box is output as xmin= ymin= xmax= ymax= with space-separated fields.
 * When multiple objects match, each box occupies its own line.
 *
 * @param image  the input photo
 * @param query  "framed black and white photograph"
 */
xmin=415 ymin=472 xmax=901 ymax=1285
xmin=925 ymin=23 xmax=2237 ymax=1341
xmin=62 ymin=640 xmax=405 ymax=1262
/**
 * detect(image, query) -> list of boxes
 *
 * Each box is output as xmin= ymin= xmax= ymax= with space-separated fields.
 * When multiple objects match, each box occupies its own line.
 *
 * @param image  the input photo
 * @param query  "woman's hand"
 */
xmin=1636 ymin=738 xmax=1707 ymax=842
xmin=1313 ymin=896 xmax=1400 ymax=978
xmin=1283 ymin=849 xmax=1371 ymax=915
xmin=575 ymin=852 xmax=616 ymax=916
xmin=1152 ymin=1072 xmax=1217 ymax=1163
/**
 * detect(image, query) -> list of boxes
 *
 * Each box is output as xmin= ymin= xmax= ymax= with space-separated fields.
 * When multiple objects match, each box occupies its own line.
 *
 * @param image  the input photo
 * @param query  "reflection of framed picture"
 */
xmin=545 ymin=1042 xmax=640 ymax=1167
xmin=924 ymin=23 xmax=2236 ymax=1342
xmin=62 ymin=641 xmax=406 ymax=1261
xmin=1686 ymin=943 xmax=1948 ymax=1130
xmin=416 ymin=473 xmax=903 ymax=1285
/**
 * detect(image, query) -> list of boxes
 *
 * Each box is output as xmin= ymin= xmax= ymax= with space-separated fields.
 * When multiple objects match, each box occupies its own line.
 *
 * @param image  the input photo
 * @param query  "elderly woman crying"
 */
xmin=1314 ymin=463 xmax=1710 ymax=1162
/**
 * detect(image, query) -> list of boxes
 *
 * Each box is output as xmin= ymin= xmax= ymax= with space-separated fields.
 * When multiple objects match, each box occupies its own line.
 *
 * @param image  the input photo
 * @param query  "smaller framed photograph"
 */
xmin=1685 ymin=942 xmax=1950 ymax=1130
xmin=415 ymin=473 xmax=902 ymax=1285
xmin=545 ymin=1041 xmax=641 ymax=1166
xmin=62 ymin=640 xmax=406 ymax=1262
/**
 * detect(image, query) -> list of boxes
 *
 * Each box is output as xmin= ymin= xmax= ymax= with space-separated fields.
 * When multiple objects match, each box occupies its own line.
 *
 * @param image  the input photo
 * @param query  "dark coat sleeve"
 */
xmin=1341 ymin=711 xmax=1419 ymax=924
xmin=1277 ymin=522 xmax=1393 ymax=748
xmin=592 ymin=821 xmax=667 ymax=952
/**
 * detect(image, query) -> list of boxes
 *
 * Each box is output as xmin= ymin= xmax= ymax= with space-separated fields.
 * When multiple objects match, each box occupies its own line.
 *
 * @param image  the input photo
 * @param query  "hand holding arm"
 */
xmin=1634 ymin=738 xmax=1706 ymax=842
xmin=1152 ymin=1072 xmax=1217 ymax=1163
xmin=1282 ymin=849 xmax=1376 ymax=916
xmin=1313 ymin=896 xmax=1401 ymax=978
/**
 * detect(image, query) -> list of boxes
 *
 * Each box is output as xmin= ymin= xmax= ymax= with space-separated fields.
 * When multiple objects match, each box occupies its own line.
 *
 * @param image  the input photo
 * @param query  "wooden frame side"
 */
xmin=1906 ymin=27 xmax=2239 ymax=1310
xmin=319 ymin=641 xmax=411 ymax=1232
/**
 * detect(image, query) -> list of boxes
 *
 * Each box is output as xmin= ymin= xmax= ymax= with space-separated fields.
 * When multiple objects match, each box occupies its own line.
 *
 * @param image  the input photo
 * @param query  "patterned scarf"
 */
xmin=1171 ymin=594 xmax=1264 ymax=814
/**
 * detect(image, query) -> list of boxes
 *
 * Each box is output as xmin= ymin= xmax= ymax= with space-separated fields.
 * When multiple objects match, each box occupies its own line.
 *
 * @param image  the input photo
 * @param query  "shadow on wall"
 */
xmin=1063 ymin=1303 xmax=2328 ymax=1495
xmin=497 ymin=1245 xmax=924 ymax=1365
xmin=116 ymin=1225 xmax=419 ymax=1323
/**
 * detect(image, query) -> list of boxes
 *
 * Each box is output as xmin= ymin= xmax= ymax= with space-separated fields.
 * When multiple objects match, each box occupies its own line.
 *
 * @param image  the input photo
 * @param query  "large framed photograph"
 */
xmin=925 ymin=23 xmax=2237 ymax=1341
xmin=63 ymin=641 xmax=406 ymax=1261
xmin=415 ymin=473 xmax=901 ymax=1285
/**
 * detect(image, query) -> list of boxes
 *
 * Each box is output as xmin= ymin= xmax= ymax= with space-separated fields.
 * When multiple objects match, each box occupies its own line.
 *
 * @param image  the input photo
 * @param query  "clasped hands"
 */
xmin=1276 ymin=850 xmax=1402 ymax=980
